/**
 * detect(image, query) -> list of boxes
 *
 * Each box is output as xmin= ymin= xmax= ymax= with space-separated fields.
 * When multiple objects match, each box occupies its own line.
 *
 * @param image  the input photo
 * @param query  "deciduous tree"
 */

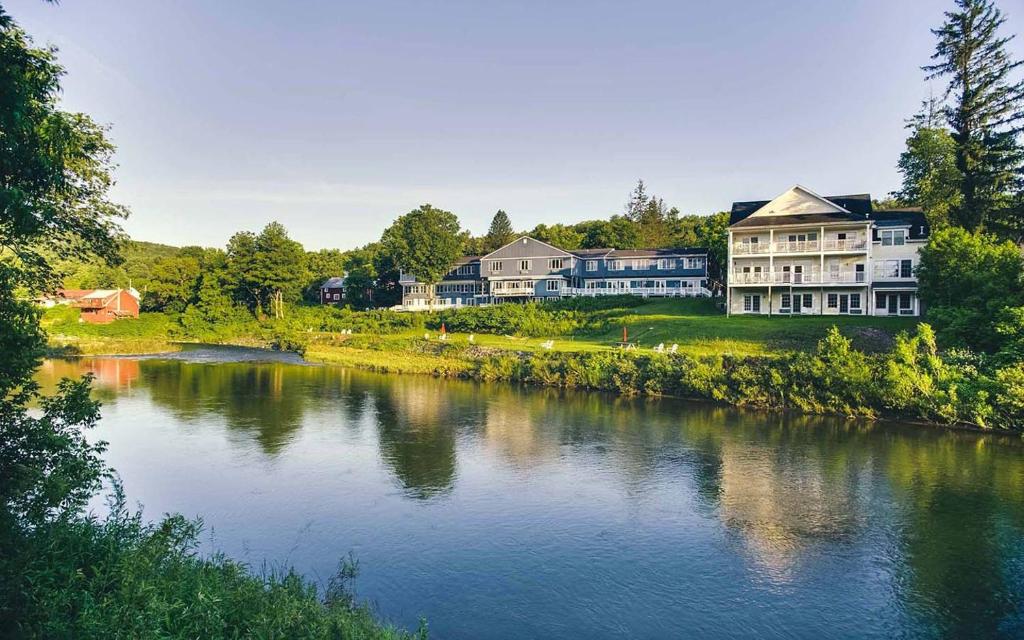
xmin=380 ymin=204 xmax=464 ymax=291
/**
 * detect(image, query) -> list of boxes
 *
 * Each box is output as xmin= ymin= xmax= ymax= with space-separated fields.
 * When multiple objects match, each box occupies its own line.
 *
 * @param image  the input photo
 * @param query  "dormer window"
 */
xmin=880 ymin=229 xmax=906 ymax=246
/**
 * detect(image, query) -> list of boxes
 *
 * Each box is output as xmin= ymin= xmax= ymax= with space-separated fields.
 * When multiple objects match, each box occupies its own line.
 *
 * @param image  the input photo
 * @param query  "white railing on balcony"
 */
xmin=733 ymin=238 xmax=868 ymax=255
xmin=561 ymin=286 xmax=712 ymax=298
xmin=822 ymin=238 xmax=868 ymax=251
xmin=732 ymin=242 xmax=770 ymax=255
xmin=490 ymin=287 xmax=534 ymax=296
xmin=730 ymin=270 xmax=867 ymax=285
xmin=772 ymin=240 xmax=820 ymax=253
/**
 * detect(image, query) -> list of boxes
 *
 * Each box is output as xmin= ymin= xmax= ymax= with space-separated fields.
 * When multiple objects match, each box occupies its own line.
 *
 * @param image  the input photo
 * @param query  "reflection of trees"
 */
xmin=138 ymin=361 xmax=332 ymax=455
xmin=369 ymin=375 xmax=470 ymax=500
xmin=885 ymin=434 xmax=1024 ymax=638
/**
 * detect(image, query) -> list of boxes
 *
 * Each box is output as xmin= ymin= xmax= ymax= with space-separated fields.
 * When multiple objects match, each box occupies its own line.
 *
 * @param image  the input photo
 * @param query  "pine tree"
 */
xmin=924 ymin=0 xmax=1024 ymax=233
xmin=484 ymin=210 xmax=515 ymax=251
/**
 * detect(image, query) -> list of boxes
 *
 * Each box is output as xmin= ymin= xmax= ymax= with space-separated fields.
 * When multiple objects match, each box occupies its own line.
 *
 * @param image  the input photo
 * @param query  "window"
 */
xmin=837 ymin=233 xmax=847 ymax=240
xmin=684 ymin=257 xmax=705 ymax=270
xmin=333 ymin=293 xmax=340 ymax=300
xmin=586 ymin=260 xmax=597 ymax=272
xmin=658 ymin=258 xmax=675 ymax=270
xmin=899 ymin=294 xmax=913 ymax=315
xmin=801 ymin=294 xmax=813 ymax=309
xmin=827 ymin=294 xmax=838 ymax=309
xmin=850 ymin=293 xmax=861 ymax=309
xmin=490 ymin=261 xmax=503 ymax=273
xmin=781 ymin=293 xmax=791 ymax=311
xmin=632 ymin=259 xmax=651 ymax=270
xmin=880 ymin=229 xmax=907 ymax=246
xmin=743 ymin=294 xmax=761 ymax=312
xmin=519 ymin=259 xmax=532 ymax=272
xmin=548 ymin=258 xmax=564 ymax=270
xmin=876 ymin=292 xmax=887 ymax=309
xmin=609 ymin=260 xmax=624 ymax=271
xmin=456 ymin=265 xmax=474 ymax=276
xmin=546 ymin=279 xmax=561 ymax=292
xmin=900 ymin=260 xmax=913 ymax=278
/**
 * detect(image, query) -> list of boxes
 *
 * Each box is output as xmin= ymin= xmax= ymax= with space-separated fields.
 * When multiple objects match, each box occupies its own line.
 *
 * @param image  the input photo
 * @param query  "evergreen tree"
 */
xmin=484 ymin=210 xmax=515 ymax=251
xmin=924 ymin=0 xmax=1024 ymax=232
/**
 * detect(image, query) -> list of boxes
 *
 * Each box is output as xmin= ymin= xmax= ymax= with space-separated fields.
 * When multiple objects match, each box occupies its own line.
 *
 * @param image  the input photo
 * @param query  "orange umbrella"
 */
xmin=441 ymin=323 xmax=447 ymax=335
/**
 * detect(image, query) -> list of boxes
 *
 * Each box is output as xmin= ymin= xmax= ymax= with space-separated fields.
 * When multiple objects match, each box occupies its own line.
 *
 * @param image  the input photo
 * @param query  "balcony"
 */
xmin=561 ymin=286 xmax=712 ymax=298
xmin=732 ymin=238 xmax=868 ymax=255
xmin=730 ymin=270 xmax=867 ymax=285
xmin=822 ymin=238 xmax=867 ymax=251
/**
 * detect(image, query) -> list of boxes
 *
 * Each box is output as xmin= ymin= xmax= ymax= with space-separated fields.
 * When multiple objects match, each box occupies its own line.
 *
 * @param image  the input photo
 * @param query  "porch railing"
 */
xmin=730 ymin=270 xmax=867 ymax=285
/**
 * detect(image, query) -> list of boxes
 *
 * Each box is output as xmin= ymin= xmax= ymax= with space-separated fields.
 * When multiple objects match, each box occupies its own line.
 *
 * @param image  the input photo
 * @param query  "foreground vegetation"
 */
xmin=0 ymin=6 xmax=416 ymax=637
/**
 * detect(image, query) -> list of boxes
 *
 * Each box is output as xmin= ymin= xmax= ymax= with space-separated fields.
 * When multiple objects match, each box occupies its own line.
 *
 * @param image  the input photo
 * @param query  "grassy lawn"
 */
xmin=43 ymin=298 xmax=921 ymax=360
xmin=328 ymin=299 xmax=920 ymax=359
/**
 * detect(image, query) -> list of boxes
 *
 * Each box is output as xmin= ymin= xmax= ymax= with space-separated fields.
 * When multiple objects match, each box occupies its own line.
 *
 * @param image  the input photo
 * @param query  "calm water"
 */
xmin=37 ymin=347 xmax=1024 ymax=640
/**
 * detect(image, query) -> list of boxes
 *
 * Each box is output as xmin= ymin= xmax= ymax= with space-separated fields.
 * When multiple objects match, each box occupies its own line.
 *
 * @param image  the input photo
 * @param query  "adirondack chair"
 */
xmin=540 ymin=340 xmax=555 ymax=350
xmin=654 ymin=343 xmax=665 ymax=353
xmin=669 ymin=344 xmax=679 ymax=354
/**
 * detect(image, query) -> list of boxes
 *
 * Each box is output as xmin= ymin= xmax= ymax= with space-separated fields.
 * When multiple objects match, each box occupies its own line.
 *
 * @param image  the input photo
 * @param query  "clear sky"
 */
xmin=8 ymin=0 xmax=1023 ymax=251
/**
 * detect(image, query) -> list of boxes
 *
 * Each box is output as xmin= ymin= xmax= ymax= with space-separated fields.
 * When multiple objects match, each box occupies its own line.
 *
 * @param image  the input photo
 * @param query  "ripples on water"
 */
xmin=36 ymin=346 xmax=1024 ymax=640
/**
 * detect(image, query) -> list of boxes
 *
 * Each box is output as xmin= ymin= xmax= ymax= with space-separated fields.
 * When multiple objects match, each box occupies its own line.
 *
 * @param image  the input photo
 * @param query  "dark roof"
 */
xmin=321 ymin=277 xmax=346 ymax=288
xmin=870 ymin=208 xmax=929 ymax=240
xmin=730 ymin=193 xmax=871 ymax=226
xmin=730 ymin=212 xmax=865 ymax=228
xmin=452 ymin=255 xmax=482 ymax=265
xmin=608 ymin=247 xmax=708 ymax=258
xmin=570 ymin=248 xmax=614 ymax=257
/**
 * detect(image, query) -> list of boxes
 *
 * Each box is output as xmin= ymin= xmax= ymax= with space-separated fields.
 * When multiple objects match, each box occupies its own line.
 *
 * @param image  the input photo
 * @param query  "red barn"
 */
xmin=74 ymin=289 xmax=141 ymax=324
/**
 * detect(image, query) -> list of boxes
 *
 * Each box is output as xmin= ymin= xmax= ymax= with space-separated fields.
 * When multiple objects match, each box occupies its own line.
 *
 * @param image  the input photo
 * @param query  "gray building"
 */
xmin=399 ymin=236 xmax=711 ymax=310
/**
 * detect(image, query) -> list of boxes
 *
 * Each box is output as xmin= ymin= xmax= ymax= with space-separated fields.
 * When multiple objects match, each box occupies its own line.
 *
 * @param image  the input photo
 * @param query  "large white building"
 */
xmin=727 ymin=186 xmax=928 ymax=316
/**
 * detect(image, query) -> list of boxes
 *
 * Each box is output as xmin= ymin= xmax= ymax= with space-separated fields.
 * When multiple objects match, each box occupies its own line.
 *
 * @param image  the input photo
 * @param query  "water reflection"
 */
xmin=37 ymin=352 xmax=1024 ymax=639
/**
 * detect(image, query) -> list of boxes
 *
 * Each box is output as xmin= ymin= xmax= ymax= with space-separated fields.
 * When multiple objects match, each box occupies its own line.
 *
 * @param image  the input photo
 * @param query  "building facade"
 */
xmin=727 ymin=186 xmax=928 ymax=316
xmin=400 ymin=236 xmax=711 ymax=309
xmin=319 ymin=276 xmax=347 ymax=305
xmin=74 ymin=288 xmax=141 ymax=323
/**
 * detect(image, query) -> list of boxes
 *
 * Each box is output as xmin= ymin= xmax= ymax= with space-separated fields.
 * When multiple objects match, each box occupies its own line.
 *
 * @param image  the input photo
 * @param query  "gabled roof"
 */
xmin=81 ymin=289 xmax=120 ymax=300
xmin=480 ymin=236 xmax=573 ymax=260
xmin=322 ymin=277 xmax=347 ymax=288
xmin=452 ymin=255 xmax=482 ymax=265
xmin=730 ymin=186 xmax=871 ymax=227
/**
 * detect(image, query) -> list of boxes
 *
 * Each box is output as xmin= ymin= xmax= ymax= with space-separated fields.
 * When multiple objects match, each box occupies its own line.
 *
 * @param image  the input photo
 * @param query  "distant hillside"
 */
xmin=59 ymin=239 xmax=186 ymax=291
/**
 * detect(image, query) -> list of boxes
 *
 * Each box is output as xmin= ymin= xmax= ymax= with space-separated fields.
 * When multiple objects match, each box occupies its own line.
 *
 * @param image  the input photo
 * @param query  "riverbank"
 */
xmin=41 ymin=301 xmax=1023 ymax=432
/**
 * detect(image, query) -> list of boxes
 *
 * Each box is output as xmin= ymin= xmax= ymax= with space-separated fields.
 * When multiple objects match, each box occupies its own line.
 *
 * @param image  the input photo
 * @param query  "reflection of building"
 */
xmin=482 ymin=393 xmax=550 ymax=466
xmin=35 ymin=357 xmax=140 ymax=391
xmin=715 ymin=434 xmax=860 ymax=576
xmin=87 ymin=358 xmax=141 ymax=390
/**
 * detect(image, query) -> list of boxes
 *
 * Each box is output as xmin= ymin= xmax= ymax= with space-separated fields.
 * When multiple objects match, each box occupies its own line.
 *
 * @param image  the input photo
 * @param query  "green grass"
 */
xmin=329 ymin=299 xmax=917 ymax=359
xmin=44 ymin=298 xmax=920 ymax=362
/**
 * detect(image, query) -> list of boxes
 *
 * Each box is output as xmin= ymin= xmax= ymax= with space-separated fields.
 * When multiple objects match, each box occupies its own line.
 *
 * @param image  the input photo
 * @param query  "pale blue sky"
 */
xmin=8 ymin=1 xmax=1023 ymax=250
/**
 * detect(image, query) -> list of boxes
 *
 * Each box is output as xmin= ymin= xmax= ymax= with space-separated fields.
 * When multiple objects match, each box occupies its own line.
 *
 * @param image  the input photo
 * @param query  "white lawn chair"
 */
xmin=540 ymin=340 xmax=554 ymax=350
xmin=468 ymin=334 xmax=475 ymax=343
xmin=669 ymin=344 xmax=679 ymax=354
xmin=423 ymin=333 xmax=430 ymax=340
xmin=654 ymin=343 xmax=665 ymax=353
xmin=439 ymin=333 xmax=448 ymax=341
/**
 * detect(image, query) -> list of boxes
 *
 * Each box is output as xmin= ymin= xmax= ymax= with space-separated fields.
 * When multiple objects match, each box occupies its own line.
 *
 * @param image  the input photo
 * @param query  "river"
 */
xmin=36 ymin=346 xmax=1024 ymax=639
